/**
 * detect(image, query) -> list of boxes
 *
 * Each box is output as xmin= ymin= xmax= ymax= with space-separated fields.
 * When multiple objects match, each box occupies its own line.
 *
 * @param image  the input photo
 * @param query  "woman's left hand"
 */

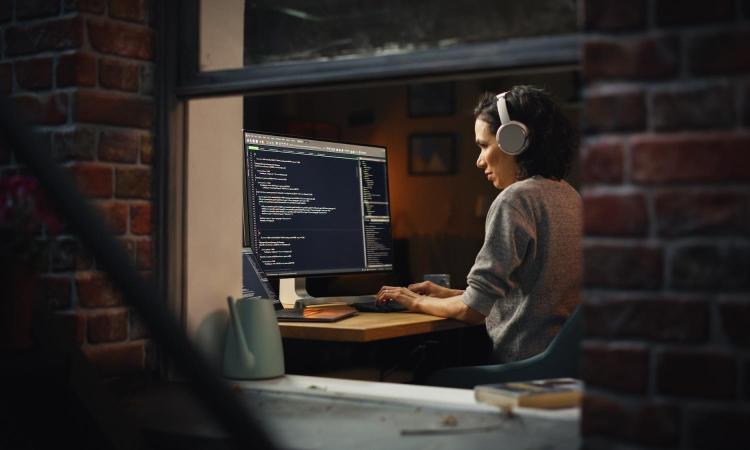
xmin=375 ymin=285 xmax=423 ymax=312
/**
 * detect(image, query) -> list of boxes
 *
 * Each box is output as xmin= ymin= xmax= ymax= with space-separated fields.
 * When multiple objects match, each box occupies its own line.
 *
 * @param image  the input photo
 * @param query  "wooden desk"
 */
xmin=279 ymin=312 xmax=468 ymax=342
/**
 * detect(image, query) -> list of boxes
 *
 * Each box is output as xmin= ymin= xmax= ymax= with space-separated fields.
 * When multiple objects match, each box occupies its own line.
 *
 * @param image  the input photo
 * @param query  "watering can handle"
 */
xmin=227 ymin=296 xmax=255 ymax=370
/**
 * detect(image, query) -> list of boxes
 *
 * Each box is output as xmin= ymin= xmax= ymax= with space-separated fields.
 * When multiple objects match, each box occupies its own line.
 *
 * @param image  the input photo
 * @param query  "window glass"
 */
xmin=244 ymin=0 xmax=577 ymax=66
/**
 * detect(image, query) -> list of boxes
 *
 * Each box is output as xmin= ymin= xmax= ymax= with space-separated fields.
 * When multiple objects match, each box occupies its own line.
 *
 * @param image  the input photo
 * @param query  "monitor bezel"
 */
xmin=242 ymin=129 xmax=395 ymax=279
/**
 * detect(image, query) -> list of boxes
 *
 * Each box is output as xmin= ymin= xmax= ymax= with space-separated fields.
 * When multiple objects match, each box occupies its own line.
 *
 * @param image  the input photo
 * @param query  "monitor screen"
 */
xmin=243 ymin=130 xmax=393 ymax=277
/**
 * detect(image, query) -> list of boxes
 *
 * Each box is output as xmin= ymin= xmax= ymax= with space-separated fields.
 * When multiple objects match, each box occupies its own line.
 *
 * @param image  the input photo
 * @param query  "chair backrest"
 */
xmin=536 ymin=304 xmax=583 ymax=377
xmin=426 ymin=304 xmax=584 ymax=388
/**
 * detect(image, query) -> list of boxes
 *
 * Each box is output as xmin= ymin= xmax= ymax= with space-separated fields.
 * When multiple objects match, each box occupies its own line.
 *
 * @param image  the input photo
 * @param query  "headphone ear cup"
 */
xmin=496 ymin=121 xmax=529 ymax=156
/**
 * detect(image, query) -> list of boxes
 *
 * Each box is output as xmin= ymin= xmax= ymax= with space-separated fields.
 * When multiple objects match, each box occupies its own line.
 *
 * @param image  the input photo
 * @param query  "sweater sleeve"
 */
xmin=462 ymin=197 xmax=536 ymax=316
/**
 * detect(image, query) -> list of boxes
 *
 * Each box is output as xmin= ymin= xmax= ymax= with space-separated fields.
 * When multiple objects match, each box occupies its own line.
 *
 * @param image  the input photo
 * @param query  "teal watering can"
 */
xmin=223 ymin=296 xmax=285 ymax=379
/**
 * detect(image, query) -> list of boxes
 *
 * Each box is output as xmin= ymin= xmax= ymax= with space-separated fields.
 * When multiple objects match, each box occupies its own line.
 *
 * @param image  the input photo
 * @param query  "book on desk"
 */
xmin=474 ymin=378 xmax=583 ymax=410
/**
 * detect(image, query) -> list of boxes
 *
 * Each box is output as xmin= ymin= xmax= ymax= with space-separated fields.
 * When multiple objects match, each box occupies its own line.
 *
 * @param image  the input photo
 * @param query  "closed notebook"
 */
xmin=474 ymin=378 xmax=583 ymax=409
xmin=276 ymin=304 xmax=358 ymax=322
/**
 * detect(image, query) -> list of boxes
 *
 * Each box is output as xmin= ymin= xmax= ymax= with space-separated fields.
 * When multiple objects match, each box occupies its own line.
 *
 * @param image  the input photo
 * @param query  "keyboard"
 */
xmin=294 ymin=295 xmax=407 ymax=313
xmin=351 ymin=301 xmax=407 ymax=313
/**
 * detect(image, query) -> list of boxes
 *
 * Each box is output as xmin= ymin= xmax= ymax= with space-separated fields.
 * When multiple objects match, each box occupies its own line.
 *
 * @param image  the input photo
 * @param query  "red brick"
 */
xmin=83 ymin=341 xmax=145 ymax=376
xmin=130 ymin=203 xmax=151 ymax=235
xmin=632 ymin=403 xmax=681 ymax=447
xmin=110 ymin=0 xmax=147 ymax=23
xmin=581 ymin=393 xmax=629 ymax=438
xmin=40 ymin=275 xmax=72 ymax=309
xmin=582 ymin=393 xmax=680 ymax=445
xmin=96 ymin=201 xmax=128 ymax=235
xmin=583 ymin=36 xmax=679 ymax=81
xmin=670 ymin=244 xmax=750 ymax=291
xmin=581 ymin=392 xmax=681 ymax=450
xmin=657 ymin=349 xmax=737 ymax=398
xmin=50 ymin=311 xmax=86 ymax=345
xmin=76 ymin=271 xmax=122 ymax=307
xmin=14 ymin=57 xmax=53 ymax=90
xmin=115 ymin=167 xmax=151 ymax=199
xmin=655 ymin=190 xmax=750 ymax=237
xmin=631 ymin=134 xmax=750 ymax=184
xmin=583 ymin=192 xmax=648 ymax=236
xmin=87 ymin=309 xmax=128 ymax=343
xmin=63 ymin=0 xmax=105 ymax=14
xmin=5 ymin=16 xmax=84 ymax=56
xmin=584 ymin=0 xmax=646 ymax=31
xmin=584 ymin=243 xmax=663 ymax=289
xmin=581 ymin=140 xmax=624 ymax=184
xmin=0 ymin=63 xmax=12 ymax=94
xmin=52 ymin=127 xmax=97 ymax=161
xmin=584 ymin=297 xmax=710 ymax=342
xmin=98 ymin=130 xmax=140 ymax=163
xmin=656 ymin=0 xmax=734 ymax=26
xmin=718 ymin=300 xmax=750 ymax=348
xmin=68 ymin=163 xmax=112 ymax=198
xmin=583 ymin=343 xmax=649 ymax=393
xmin=16 ymin=0 xmax=60 ymax=19
xmin=141 ymin=133 xmax=153 ymax=164
xmin=686 ymin=409 xmax=750 ymax=450
xmin=652 ymin=84 xmax=736 ymax=131
xmin=88 ymin=18 xmax=154 ymax=60
xmin=689 ymin=30 xmax=750 ymax=75
xmin=99 ymin=58 xmax=139 ymax=92
xmin=13 ymin=93 xmax=68 ymax=125
xmin=584 ymin=91 xmax=645 ymax=132
xmin=75 ymin=90 xmax=154 ymax=128
xmin=135 ymin=238 xmax=152 ymax=270
xmin=56 ymin=52 xmax=97 ymax=88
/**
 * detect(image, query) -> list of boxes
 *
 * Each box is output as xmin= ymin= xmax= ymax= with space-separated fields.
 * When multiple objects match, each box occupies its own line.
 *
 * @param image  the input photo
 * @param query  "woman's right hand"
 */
xmin=407 ymin=280 xmax=452 ymax=298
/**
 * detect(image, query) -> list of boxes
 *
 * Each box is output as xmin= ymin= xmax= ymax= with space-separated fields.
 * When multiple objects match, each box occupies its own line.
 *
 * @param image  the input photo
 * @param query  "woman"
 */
xmin=376 ymin=85 xmax=581 ymax=363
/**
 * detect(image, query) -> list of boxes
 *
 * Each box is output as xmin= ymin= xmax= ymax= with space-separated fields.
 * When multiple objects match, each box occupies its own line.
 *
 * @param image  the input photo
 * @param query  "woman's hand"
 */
xmin=407 ymin=280 xmax=456 ymax=298
xmin=375 ymin=285 xmax=423 ymax=312
xmin=376 ymin=285 xmax=485 ymax=324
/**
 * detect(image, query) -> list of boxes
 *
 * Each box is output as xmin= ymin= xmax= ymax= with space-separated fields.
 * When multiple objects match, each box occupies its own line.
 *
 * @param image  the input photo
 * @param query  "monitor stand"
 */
xmin=278 ymin=277 xmax=378 ymax=310
xmin=278 ymin=277 xmax=312 ymax=309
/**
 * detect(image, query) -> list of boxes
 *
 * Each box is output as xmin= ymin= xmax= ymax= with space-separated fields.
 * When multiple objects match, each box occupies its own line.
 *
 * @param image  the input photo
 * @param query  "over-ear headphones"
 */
xmin=495 ymin=92 xmax=529 ymax=156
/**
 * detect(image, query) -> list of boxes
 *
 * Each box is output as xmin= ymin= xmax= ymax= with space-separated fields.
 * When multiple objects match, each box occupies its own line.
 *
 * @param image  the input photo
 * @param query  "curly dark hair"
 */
xmin=473 ymin=85 xmax=576 ymax=181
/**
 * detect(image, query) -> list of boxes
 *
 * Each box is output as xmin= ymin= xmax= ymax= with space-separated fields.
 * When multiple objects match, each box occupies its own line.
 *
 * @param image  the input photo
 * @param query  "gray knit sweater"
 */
xmin=462 ymin=176 xmax=582 ymax=363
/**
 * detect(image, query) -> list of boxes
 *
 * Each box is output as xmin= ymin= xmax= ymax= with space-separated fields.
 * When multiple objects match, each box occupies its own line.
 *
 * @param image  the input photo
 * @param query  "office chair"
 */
xmin=426 ymin=305 xmax=583 ymax=389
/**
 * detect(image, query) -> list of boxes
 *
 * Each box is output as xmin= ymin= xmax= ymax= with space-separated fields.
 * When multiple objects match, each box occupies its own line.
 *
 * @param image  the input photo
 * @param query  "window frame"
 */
xmin=175 ymin=0 xmax=580 ymax=99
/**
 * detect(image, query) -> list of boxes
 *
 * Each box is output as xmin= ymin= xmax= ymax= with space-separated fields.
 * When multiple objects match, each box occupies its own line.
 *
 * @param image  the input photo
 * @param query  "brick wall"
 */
xmin=581 ymin=0 xmax=750 ymax=448
xmin=0 ymin=0 xmax=155 ymax=377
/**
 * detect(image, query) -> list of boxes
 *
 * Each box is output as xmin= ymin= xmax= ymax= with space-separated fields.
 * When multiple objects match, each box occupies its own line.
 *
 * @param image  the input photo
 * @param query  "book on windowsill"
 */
xmin=474 ymin=378 xmax=583 ymax=410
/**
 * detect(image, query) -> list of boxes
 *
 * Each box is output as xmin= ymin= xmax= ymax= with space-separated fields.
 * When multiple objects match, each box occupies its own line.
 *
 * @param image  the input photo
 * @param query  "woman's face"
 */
xmin=474 ymin=119 xmax=519 ymax=190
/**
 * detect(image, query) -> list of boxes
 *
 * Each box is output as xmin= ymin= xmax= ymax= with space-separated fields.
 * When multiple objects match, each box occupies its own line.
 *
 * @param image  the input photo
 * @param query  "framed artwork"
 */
xmin=408 ymin=133 xmax=457 ymax=176
xmin=407 ymin=82 xmax=455 ymax=117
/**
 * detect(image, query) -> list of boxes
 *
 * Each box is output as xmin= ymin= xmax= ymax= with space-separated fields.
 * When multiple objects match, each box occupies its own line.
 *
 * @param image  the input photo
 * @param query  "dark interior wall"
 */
xmin=245 ymin=69 xmax=580 ymax=289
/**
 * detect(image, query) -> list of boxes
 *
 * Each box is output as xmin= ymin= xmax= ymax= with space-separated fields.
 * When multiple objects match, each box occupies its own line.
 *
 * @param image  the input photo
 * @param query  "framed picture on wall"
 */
xmin=408 ymin=133 xmax=457 ymax=176
xmin=407 ymin=82 xmax=455 ymax=117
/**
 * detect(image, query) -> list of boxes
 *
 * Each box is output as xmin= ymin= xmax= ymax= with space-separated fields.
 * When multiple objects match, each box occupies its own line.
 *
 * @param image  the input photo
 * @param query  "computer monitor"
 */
xmin=242 ymin=130 xmax=394 ymax=307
